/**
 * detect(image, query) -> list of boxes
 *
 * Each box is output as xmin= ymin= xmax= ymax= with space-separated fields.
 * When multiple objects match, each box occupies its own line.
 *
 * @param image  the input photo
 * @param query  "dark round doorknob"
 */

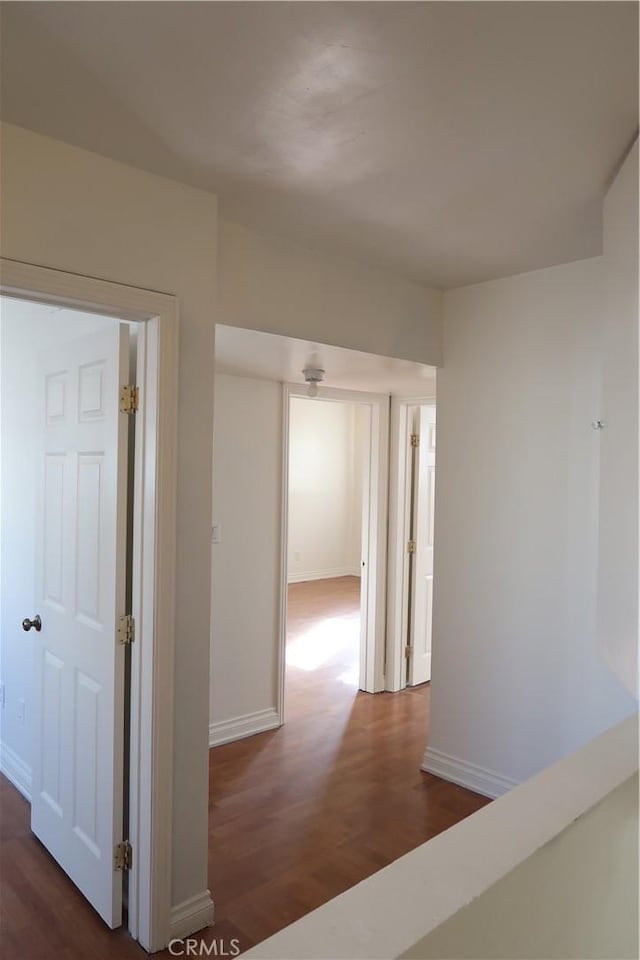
xmin=22 ymin=615 xmax=42 ymax=632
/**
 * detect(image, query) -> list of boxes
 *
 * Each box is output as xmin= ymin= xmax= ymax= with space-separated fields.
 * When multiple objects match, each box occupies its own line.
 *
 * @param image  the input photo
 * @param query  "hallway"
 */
xmin=0 ymin=578 xmax=489 ymax=958
xmin=208 ymin=577 xmax=490 ymax=952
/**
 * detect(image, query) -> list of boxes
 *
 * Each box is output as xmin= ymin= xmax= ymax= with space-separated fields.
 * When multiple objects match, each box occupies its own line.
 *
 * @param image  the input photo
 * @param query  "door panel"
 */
xmin=408 ymin=405 xmax=436 ymax=685
xmin=31 ymin=325 xmax=129 ymax=928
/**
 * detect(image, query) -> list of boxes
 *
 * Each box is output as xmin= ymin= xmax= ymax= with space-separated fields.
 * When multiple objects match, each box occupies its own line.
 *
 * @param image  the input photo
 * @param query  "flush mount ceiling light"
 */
xmin=302 ymin=365 xmax=325 ymax=398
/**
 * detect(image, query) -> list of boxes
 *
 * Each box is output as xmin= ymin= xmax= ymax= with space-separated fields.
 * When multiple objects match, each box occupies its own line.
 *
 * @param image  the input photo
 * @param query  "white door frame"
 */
xmin=279 ymin=384 xmax=389 ymax=714
xmin=386 ymin=395 xmax=436 ymax=692
xmin=0 ymin=258 xmax=178 ymax=953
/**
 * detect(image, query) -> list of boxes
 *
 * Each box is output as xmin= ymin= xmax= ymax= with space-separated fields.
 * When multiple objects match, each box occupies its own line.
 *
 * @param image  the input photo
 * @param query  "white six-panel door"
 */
xmin=31 ymin=325 xmax=129 ymax=927
xmin=408 ymin=405 xmax=436 ymax=686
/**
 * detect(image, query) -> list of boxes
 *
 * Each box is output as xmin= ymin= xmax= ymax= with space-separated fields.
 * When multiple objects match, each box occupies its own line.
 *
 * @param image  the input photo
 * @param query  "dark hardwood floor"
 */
xmin=0 ymin=777 xmax=148 ymax=960
xmin=0 ymin=576 xmax=489 ymax=958
xmin=208 ymin=577 xmax=489 ymax=952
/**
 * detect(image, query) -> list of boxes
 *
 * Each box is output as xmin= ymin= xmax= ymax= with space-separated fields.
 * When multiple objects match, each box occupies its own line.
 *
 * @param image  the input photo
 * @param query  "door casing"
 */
xmin=0 ymin=258 xmax=178 ymax=953
xmin=408 ymin=404 xmax=436 ymax=686
xmin=386 ymin=395 xmax=436 ymax=692
xmin=279 ymin=384 xmax=390 ymax=712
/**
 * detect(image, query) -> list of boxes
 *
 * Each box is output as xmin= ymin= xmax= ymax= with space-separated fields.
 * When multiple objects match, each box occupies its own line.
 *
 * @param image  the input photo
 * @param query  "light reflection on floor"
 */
xmin=286 ymin=612 xmax=360 ymax=686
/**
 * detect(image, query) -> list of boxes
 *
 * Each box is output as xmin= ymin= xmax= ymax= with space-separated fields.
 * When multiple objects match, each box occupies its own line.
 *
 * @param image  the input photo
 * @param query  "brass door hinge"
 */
xmin=404 ymin=645 xmax=412 ymax=659
xmin=410 ymin=433 xmax=419 ymax=448
xmin=407 ymin=540 xmax=417 ymax=554
xmin=114 ymin=840 xmax=132 ymax=871
xmin=117 ymin=614 xmax=135 ymax=645
xmin=120 ymin=385 xmax=139 ymax=414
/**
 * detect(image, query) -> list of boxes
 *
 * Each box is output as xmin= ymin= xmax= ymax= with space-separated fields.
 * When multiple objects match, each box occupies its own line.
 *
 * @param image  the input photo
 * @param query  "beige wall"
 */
xmin=218 ymin=219 xmax=442 ymax=366
xmin=288 ymin=396 xmax=365 ymax=583
xmin=0 ymin=122 xmax=217 ymax=909
xmin=403 ymin=774 xmax=639 ymax=960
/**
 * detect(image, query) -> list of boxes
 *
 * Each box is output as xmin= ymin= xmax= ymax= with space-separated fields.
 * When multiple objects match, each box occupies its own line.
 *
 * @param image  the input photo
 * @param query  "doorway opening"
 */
xmin=285 ymin=394 xmax=370 ymax=715
xmin=280 ymin=384 xmax=389 ymax=716
xmin=0 ymin=259 xmax=180 ymax=953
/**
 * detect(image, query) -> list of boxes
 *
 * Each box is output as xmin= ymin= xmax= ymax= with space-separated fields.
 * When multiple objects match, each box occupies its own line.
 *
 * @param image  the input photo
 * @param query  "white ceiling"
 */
xmin=215 ymin=324 xmax=436 ymax=397
xmin=1 ymin=2 xmax=637 ymax=288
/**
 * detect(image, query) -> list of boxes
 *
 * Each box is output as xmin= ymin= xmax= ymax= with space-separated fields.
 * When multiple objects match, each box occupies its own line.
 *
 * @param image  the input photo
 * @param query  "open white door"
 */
xmin=408 ymin=405 xmax=436 ymax=685
xmin=29 ymin=324 xmax=130 ymax=927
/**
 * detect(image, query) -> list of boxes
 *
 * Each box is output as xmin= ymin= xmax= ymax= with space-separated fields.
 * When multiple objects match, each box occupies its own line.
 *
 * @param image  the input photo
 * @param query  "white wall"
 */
xmin=7 ymin=117 xmax=636 ymax=942
xmin=209 ymin=373 xmax=283 ymax=745
xmin=426 ymin=249 xmax=638 ymax=792
xmin=218 ymin=220 xmax=442 ymax=367
xmin=288 ymin=397 xmax=364 ymax=583
xmin=597 ymin=142 xmax=639 ymax=696
xmin=1 ymin=123 xmax=217 ymax=913
xmin=0 ymin=299 xmax=117 ymax=791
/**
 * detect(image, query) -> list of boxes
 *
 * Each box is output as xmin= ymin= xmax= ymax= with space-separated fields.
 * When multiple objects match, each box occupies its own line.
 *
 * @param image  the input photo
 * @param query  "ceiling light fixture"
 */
xmin=303 ymin=366 xmax=325 ymax=398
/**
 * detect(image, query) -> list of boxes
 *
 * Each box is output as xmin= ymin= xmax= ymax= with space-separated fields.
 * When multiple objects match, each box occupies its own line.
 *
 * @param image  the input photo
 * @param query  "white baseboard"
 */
xmin=209 ymin=707 xmax=281 ymax=748
xmin=0 ymin=741 xmax=32 ymax=801
xmin=170 ymin=890 xmax=214 ymax=941
xmin=288 ymin=566 xmax=361 ymax=584
xmin=421 ymin=747 xmax=519 ymax=800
